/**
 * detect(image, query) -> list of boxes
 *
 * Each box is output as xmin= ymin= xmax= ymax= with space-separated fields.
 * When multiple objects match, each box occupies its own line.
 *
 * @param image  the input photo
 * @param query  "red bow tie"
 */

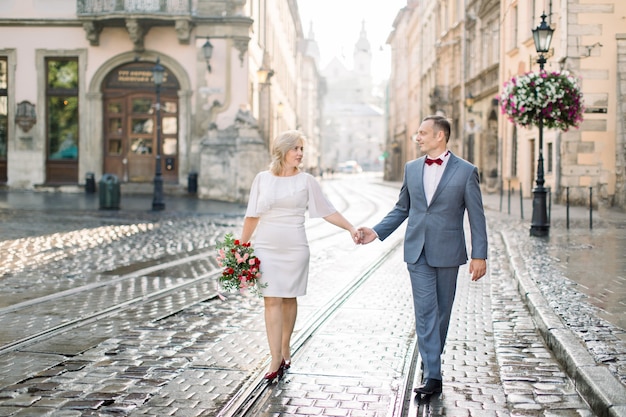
xmin=425 ymin=157 xmax=443 ymax=166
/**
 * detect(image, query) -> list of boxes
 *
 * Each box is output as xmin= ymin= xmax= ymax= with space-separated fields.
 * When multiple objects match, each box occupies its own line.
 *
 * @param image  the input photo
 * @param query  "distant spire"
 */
xmin=353 ymin=20 xmax=372 ymax=77
xmin=304 ymin=21 xmax=320 ymax=66
xmin=354 ymin=20 xmax=371 ymax=54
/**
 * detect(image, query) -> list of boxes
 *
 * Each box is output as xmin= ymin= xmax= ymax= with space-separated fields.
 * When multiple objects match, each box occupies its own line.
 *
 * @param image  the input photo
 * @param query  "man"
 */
xmin=358 ymin=115 xmax=487 ymax=395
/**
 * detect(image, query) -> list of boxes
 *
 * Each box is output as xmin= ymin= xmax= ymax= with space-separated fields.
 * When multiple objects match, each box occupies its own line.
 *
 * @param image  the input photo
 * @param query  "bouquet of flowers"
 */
xmin=215 ymin=233 xmax=264 ymax=297
xmin=500 ymin=70 xmax=584 ymax=132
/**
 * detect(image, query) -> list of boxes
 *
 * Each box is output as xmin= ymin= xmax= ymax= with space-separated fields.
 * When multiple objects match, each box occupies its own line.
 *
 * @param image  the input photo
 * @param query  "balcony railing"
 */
xmin=77 ymin=0 xmax=192 ymax=16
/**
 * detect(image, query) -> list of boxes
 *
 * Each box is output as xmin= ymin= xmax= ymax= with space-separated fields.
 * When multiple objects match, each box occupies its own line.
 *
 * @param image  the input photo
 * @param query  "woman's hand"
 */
xmin=349 ymin=227 xmax=360 ymax=244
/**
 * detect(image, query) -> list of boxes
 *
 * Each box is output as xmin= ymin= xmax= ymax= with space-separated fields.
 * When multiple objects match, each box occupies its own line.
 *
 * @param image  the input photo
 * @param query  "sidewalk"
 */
xmin=375 ymin=178 xmax=626 ymax=416
xmin=481 ymin=190 xmax=626 ymax=417
xmin=0 ymin=189 xmax=244 ymax=215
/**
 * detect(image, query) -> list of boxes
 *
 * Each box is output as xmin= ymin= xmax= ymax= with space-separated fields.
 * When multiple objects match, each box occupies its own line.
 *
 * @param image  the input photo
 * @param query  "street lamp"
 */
xmin=530 ymin=12 xmax=554 ymax=236
xmin=257 ymin=62 xmax=274 ymax=144
xmin=257 ymin=66 xmax=274 ymax=84
xmin=464 ymin=93 xmax=475 ymax=113
xmin=202 ymin=38 xmax=213 ymax=72
xmin=532 ymin=13 xmax=554 ymax=71
xmin=152 ymin=58 xmax=165 ymax=211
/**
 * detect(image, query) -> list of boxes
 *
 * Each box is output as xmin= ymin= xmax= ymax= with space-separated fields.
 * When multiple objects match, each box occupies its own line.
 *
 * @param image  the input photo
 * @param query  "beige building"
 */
xmin=500 ymin=0 xmax=625 ymax=208
xmin=0 ymin=0 xmax=323 ymax=203
xmin=387 ymin=0 xmax=467 ymax=181
xmin=386 ymin=0 xmax=626 ymax=209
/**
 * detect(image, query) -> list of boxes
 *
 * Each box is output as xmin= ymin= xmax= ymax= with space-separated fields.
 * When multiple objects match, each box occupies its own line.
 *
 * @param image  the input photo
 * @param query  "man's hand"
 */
xmin=469 ymin=258 xmax=487 ymax=281
xmin=357 ymin=227 xmax=378 ymax=245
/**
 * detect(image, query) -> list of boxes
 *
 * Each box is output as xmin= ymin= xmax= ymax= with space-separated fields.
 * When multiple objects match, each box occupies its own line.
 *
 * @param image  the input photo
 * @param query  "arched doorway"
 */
xmin=102 ymin=62 xmax=180 ymax=183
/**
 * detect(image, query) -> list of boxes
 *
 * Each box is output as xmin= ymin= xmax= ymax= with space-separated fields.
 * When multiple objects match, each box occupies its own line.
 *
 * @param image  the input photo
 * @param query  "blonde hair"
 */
xmin=269 ymin=130 xmax=305 ymax=175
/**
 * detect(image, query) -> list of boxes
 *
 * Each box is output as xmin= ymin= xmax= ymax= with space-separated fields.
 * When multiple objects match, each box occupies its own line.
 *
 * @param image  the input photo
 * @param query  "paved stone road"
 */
xmin=0 ymin=176 xmax=624 ymax=416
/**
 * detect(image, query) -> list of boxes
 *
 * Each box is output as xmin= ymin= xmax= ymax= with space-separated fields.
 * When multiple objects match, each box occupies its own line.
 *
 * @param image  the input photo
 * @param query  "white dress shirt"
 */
xmin=423 ymin=150 xmax=450 ymax=206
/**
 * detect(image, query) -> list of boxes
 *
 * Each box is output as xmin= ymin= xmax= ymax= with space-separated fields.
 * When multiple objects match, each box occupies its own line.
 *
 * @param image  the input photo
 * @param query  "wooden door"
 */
xmin=103 ymin=93 xmax=179 ymax=183
xmin=103 ymin=97 xmax=125 ymax=179
xmin=127 ymin=94 xmax=156 ymax=182
xmin=102 ymin=61 xmax=179 ymax=184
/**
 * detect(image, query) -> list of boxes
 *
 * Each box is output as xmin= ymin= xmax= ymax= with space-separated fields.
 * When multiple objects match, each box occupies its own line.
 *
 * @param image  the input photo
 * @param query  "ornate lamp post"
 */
xmin=529 ymin=12 xmax=554 ymax=237
xmin=202 ymin=38 xmax=213 ymax=72
xmin=152 ymin=58 xmax=165 ymax=211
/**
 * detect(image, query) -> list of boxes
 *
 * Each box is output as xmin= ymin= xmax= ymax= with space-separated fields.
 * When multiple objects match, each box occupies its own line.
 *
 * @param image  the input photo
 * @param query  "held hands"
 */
xmin=356 ymin=227 xmax=378 ymax=245
xmin=347 ymin=226 xmax=377 ymax=245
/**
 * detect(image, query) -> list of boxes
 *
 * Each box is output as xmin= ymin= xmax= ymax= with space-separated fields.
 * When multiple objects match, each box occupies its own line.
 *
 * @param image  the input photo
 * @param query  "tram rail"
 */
xmin=0 ymin=178 xmax=387 ymax=358
xmin=0 ymin=176 xmax=424 ymax=415
xmin=215 ymin=236 xmax=427 ymax=417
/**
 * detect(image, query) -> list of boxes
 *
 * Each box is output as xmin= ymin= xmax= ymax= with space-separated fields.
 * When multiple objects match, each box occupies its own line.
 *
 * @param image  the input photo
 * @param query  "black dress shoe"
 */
xmin=413 ymin=378 xmax=442 ymax=395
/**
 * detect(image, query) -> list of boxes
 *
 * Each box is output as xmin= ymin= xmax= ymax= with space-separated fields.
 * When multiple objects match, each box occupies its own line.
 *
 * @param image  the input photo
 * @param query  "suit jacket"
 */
xmin=373 ymin=152 xmax=488 ymax=267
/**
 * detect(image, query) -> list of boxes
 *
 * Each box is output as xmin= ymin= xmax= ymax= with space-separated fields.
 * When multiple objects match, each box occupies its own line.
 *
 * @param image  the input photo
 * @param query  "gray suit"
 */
xmin=374 ymin=151 xmax=487 ymax=380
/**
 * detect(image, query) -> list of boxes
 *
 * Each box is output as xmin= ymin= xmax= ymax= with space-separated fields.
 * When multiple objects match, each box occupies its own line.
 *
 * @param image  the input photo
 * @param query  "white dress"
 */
xmin=245 ymin=171 xmax=337 ymax=297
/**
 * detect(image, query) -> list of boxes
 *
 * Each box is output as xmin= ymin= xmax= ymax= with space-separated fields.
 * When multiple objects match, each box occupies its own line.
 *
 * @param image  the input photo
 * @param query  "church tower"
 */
xmin=320 ymin=20 xmax=384 ymax=173
xmin=353 ymin=20 xmax=372 ymax=78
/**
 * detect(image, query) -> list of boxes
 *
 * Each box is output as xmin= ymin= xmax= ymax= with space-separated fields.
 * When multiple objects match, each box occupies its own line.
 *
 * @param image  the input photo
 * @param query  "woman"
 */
xmin=240 ymin=130 xmax=359 ymax=382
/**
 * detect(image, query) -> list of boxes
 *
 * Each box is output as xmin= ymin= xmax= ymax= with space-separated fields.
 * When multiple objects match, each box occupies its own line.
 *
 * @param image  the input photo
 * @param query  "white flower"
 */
xmin=500 ymin=71 xmax=585 ymax=132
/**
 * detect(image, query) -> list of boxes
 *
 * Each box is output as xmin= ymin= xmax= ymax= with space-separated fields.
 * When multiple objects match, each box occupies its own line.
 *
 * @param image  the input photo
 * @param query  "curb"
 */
xmin=500 ymin=230 xmax=626 ymax=417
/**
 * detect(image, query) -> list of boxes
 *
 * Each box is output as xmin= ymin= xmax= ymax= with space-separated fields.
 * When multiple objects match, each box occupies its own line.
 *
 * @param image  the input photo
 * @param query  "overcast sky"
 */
xmin=297 ymin=0 xmax=407 ymax=82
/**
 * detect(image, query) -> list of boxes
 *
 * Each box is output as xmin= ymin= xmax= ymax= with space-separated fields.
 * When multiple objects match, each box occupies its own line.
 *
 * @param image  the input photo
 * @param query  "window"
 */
xmin=46 ymin=58 xmax=79 ymax=161
xmin=509 ymin=5 xmax=518 ymax=50
xmin=529 ymin=0 xmax=537 ymax=31
xmin=547 ymin=142 xmax=553 ymax=173
xmin=491 ymin=20 xmax=500 ymax=65
xmin=0 ymin=58 xmax=7 ymax=161
xmin=481 ymin=26 xmax=489 ymax=69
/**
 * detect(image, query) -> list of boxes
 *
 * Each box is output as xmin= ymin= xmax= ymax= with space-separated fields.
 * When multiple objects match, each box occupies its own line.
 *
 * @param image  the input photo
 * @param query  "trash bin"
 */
xmin=85 ymin=172 xmax=96 ymax=194
xmin=99 ymin=174 xmax=120 ymax=209
xmin=188 ymin=172 xmax=198 ymax=194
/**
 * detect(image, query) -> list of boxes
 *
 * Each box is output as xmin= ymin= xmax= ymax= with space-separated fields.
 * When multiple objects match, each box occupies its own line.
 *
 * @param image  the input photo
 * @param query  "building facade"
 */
xmin=0 ymin=0 xmax=323 ymax=203
xmin=386 ymin=0 xmax=626 ymax=209
xmin=501 ymin=0 xmax=625 ymax=208
xmin=320 ymin=23 xmax=385 ymax=174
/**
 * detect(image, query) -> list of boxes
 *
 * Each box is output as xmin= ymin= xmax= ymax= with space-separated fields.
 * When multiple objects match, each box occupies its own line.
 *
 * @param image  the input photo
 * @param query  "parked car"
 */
xmin=337 ymin=160 xmax=363 ymax=174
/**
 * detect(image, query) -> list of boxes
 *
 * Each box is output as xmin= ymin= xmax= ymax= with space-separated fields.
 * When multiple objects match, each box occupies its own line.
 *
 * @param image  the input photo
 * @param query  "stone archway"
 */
xmin=84 ymin=52 xmax=192 ymax=185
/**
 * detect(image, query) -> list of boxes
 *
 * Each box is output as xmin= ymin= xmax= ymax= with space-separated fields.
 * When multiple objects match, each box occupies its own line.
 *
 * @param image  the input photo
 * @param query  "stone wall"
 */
xmin=198 ymin=125 xmax=267 ymax=203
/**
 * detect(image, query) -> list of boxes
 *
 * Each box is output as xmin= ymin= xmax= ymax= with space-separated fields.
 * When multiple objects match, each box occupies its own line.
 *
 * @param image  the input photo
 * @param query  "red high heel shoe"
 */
xmin=283 ymin=359 xmax=291 ymax=370
xmin=263 ymin=363 xmax=284 ymax=383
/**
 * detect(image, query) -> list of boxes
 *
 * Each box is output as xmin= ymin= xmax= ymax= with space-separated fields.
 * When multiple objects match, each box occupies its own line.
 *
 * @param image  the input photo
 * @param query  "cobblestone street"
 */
xmin=0 ymin=174 xmax=625 ymax=416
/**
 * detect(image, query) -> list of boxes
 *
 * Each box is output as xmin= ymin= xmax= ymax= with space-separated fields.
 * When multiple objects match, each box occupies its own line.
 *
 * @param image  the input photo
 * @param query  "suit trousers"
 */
xmin=407 ymin=253 xmax=459 ymax=381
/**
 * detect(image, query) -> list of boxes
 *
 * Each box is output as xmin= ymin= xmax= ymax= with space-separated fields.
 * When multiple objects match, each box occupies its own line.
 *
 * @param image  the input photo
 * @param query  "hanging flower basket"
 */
xmin=500 ymin=70 xmax=585 ymax=132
